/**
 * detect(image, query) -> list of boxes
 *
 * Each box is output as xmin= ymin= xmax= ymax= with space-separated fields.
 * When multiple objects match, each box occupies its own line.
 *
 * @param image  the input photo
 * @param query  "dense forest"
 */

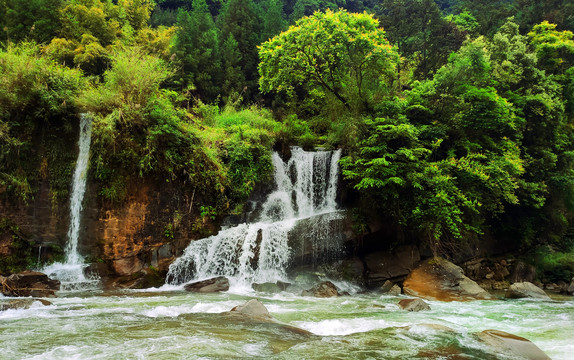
xmin=1 ymin=0 xmax=574 ymax=281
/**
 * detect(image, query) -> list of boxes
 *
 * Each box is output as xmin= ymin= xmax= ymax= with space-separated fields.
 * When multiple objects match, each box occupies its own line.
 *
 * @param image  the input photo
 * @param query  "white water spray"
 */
xmin=43 ymin=114 xmax=99 ymax=290
xmin=167 ymin=147 xmax=343 ymax=287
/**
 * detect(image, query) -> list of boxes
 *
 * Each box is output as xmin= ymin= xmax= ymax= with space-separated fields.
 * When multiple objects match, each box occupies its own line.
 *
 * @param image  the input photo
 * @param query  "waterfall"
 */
xmin=166 ymin=147 xmax=343 ymax=287
xmin=43 ymin=114 xmax=99 ymax=290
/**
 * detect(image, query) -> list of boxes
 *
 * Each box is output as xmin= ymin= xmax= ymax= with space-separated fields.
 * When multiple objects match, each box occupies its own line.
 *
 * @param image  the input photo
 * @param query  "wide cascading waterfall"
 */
xmin=43 ymin=114 xmax=99 ymax=290
xmin=166 ymin=147 xmax=343 ymax=287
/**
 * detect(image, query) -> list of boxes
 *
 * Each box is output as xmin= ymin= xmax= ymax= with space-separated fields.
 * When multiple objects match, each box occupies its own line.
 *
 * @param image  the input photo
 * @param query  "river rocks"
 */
xmin=0 ymin=298 xmax=52 ymax=311
xmin=478 ymin=330 xmax=551 ymax=360
xmin=230 ymin=299 xmax=271 ymax=320
xmin=301 ymin=281 xmax=339 ymax=297
xmin=364 ymin=244 xmax=420 ymax=287
xmin=381 ymin=280 xmax=401 ymax=295
xmin=398 ymin=298 xmax=430 ymax=312
xmin=252 ymin=281 xmax=291 ymax=293
xmin=0 ymin=271 xmax=60 ymax=297
xmin=224 ymin=299 xmax=313 ymax=336
xmin=184 ymin=276 xmax=229 ymax=293
xmin=505 ymin=282 xmax=551 ymax=300
xmin=252 ymin=282 xmax=281 ymax=293
xmin=403 ymin=257 xmax=494 ymax=301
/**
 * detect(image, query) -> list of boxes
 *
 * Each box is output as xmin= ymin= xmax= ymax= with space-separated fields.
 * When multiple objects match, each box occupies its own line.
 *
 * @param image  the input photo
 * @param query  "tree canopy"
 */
xmin=259 ymin=9 xmax=399 ymax=112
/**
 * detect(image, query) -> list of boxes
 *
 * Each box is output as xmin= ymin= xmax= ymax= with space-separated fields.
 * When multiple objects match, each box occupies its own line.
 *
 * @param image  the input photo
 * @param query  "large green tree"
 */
xmin=259 ymin=9 xmax=399 ymax=113
xmin=218 ymin=0 xmax=262 ymax=102
xmin=0 ymin=0 xmax=63 ymax=46
xmin=174 ymin=0 xmax=221 ymax=101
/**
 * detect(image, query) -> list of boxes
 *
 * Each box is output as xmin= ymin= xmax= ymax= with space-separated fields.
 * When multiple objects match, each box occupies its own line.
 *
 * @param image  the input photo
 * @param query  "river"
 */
xmin=1 ymin=284 xmax=573 ymax=359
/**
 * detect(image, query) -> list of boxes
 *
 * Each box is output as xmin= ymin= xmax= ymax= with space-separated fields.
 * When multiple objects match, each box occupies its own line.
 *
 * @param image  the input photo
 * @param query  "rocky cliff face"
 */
xmin=0 ymin=177 xmax=218 ymax=284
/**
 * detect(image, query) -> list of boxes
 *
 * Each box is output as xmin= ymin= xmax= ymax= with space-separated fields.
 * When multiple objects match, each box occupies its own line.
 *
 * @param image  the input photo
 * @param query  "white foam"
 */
xmin=295 ymin=318 xmax=402 ymax=336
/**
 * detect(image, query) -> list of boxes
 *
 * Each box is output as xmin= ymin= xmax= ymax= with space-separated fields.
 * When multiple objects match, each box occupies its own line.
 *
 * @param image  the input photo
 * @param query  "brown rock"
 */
xmin=478 ymin=330 xmax=551 ymax=360
xmin=505 ymin=282 xmax=551 ymax=300
xmin=184 ymin=277 xmax=230 ymax=293
xmin=388 ymin=284 xmax=401 ymax=296
xmin=112 ymin=256 xmax=143 ymax=277
xmin=510 ymin=261 xmax=536 ymax=283
xmin=364 ymin=245 xmax=420 ymax=287
xmin=301 ymin=281 xmax=339 ymax=297
xmin=403 ymin=257 xmax=495 ymax=302
xmin=398 ymin=298 xmax=431 ymax=312
xmin=0 ymin=298 xmax=52 ymax=311
xmin=380 ymin=280 xmax=394 ymax=293
xmin=1 ymin=271 xmax=60 ymax=297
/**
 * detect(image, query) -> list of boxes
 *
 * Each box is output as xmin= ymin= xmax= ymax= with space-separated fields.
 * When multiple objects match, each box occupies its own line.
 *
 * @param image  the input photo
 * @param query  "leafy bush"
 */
xmin=0 ymin=43 xmax=86 ymax=202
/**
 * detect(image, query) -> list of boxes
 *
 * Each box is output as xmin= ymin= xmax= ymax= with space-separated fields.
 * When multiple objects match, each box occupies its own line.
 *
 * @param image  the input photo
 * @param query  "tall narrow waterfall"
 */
xmin=43 ymin=114 xmax=99 ymax=290
xmin=166 ymin=147 xmax=343 ymax=287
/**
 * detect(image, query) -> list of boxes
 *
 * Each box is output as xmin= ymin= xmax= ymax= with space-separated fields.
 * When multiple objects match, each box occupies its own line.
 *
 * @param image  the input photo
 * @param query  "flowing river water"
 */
xmin=1 ymin=286 xmax=573 ymax=359
xmin=2 ymin=146 xmax=572 ymax=359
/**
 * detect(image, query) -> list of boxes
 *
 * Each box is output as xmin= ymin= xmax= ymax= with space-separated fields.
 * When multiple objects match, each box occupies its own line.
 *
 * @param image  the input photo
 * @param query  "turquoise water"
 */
xmin=1 ymin=285 xmax=572 ymax=359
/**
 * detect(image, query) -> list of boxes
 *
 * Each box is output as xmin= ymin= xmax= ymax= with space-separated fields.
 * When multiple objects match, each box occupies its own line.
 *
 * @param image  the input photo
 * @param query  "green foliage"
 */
xmin=218 ymin=0 xmax=262 ymax=101
xmin=531 ymin=246 xmax=574 ymax=283
xmin=0 ymin=0 xmax=63 ymax=45
xmin=378 ymin=0 xmax=466 ymax=80
xmin=173 ymin=0 xmax=221 ymax=101
xmin=43 ymin=0 xmax=173 ymax=75
xmin=528 ymin=21 xmax=574 ymax=75
xmin=259 ymin=9 xmax=399 ymax=113
xmin=208 ymin=106 xmax=282 ymax=201
xmin=0 ymin=43 xmax=85 ymax=202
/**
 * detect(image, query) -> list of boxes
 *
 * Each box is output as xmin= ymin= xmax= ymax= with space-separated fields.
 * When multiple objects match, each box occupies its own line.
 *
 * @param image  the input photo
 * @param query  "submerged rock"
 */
xmin=381 ymin=280 xmax=402 ymax=295
xmin=478 ymin=330 xmax=551 ymax=360
xmin=0 ymin=298 xmax=52 ymax=311
xmin=224 ymin=299 xmax=313 ymax=336
xmin=505 ymin=282 xmax=551 ymax=300
xmin=398 ymin=298 xmax=431 ymax=312
xmin=230 ymin=299 xmax=271 ymax=320
xmin=184 ymin=277 xmax=229 ymax=293
xmin=0 ymin=271 xmax=60 ymax=297
xmin=403 ymin=257 xmax=494 ymax=301
xmin=301 ymin=281 xmax=339 ymax=297
xmin=252 ymin=282 xmax=281 ymax=293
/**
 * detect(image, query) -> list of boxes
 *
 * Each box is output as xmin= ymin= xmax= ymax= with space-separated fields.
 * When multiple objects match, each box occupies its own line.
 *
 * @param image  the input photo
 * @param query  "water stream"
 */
xmin=42 ymin=114 xmax=99 ymax=291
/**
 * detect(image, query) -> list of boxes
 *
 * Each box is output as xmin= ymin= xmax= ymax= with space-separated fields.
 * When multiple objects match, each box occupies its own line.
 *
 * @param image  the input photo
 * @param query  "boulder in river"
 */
xmin=505 ymin=282 xmax=551 ymax=300
xmin=478 ymin=330 xmax=551 ymax=360
xmin=0 ymin=271 xmax=60 ymax=297
xmin=0 ymin=298 xmax=52 ymax=311
xmin=301 ymin=281 xmax=339 ymax=297
xmin=224 ymin=299 xmax=313 ymax=336
xmin=398 ymin=298 xmax=430 ymax=312
xmin=403 ymin=257 xmax=495 ymax=301
xmin=184 ymin=276 xmax=229 ymax=293
xmin=381 ymin=280 xmax=402 ymax=295
xmin=252 ymin=282 xmax=281 ymax=293
xmin=230 ymin=299 xmax=272 ymax=320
